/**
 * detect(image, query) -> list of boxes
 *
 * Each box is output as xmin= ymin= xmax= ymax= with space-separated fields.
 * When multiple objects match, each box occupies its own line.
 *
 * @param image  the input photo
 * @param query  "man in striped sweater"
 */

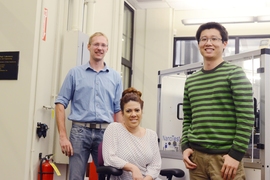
xmin=181 ymin=22 xmax=254 ymax=180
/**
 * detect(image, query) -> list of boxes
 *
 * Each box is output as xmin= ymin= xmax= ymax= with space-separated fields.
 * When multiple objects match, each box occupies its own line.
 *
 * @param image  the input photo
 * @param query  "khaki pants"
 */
xmin=189 ymin=150 xmax=245 ymax=180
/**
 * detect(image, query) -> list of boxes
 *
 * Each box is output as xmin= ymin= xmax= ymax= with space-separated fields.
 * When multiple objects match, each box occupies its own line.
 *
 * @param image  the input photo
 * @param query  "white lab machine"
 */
xmin=156 ymin=48 xmax=270 ymax=180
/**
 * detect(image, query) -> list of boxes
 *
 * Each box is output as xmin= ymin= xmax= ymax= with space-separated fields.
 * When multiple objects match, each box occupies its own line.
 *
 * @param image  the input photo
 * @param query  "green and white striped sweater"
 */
xmin=181 ymin=61 xmax=254 ymax=161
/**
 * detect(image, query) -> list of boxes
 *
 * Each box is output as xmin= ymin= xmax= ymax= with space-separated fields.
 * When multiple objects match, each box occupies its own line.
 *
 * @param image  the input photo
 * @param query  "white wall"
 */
xmin=0 ymin=0 xmax=68 ymax=179
xmin=0 ymin=0 xmax=124 ymax=180
xmin=133 ymin=8 xmax=174 ymax=130
xmin=0 ymin=0 xmax=41 ymax=179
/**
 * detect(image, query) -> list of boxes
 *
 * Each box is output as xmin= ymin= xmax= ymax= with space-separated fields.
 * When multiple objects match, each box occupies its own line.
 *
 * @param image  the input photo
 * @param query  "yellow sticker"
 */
xmin=49 ymin=162 xmax=61 ymax=176
xmin=51 ymin=109 xmax=55 ymax=119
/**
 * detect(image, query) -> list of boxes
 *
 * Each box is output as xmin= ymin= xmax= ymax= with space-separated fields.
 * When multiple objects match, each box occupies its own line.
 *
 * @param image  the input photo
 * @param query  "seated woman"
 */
xmin=102 ymin=87 xmax=162 ymax=180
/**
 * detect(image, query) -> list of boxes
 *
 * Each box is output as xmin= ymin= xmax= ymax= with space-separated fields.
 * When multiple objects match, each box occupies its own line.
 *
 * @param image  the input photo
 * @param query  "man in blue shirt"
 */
xmin=55 ymin=32 xmax=123 ymax=180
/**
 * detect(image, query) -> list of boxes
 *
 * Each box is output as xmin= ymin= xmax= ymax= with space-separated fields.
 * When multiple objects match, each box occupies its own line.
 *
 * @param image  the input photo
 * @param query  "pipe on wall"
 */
xmin=28 ymin=0 xmax=44 ymax=179
xmin=110 ymin=0 xmax=124 ymax=72
xmin=85 ymin=0 xmax=96 ymax=35
xmin=69 ymin=0 xmax=85 ymax=31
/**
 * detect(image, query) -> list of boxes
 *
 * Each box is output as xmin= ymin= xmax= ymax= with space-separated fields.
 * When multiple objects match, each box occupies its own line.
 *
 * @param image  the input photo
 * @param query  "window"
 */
xmin=173 ymin=35 xmax=270 ymax=67
xmin=239 ymin=37 xmax=270 ymax=53
xmin=121 ymin=2 xmax=134 ymax=89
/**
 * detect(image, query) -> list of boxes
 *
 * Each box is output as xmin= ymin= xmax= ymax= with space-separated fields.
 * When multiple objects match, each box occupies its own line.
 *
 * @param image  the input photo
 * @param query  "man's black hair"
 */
xmin=195 ymin=22 xmax=228 ymax=44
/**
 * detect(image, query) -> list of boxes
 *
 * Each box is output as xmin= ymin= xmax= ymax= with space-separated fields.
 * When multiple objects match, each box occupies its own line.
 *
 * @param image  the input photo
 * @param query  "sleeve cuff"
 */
xmin=181 ymin=143 xmax=190 ymax=153
xmin=228 ymin=149 xmax=245 ymax=161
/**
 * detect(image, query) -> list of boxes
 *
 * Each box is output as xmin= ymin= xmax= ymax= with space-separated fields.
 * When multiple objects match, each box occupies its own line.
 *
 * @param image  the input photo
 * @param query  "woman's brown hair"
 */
xmin=120 ymin=87 xmax=144 ymax=111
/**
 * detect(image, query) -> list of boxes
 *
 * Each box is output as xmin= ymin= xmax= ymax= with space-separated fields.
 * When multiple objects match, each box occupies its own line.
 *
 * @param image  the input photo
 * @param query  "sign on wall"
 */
xmin=0 ymin=51 xmax=20 ymax=80
xmin=42 ymin=8 xmax=48 ymax=41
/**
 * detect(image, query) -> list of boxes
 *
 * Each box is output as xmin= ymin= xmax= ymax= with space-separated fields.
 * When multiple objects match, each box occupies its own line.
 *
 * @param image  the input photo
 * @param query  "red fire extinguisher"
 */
xmin=38 ymin=154 xmax=54 ymax=180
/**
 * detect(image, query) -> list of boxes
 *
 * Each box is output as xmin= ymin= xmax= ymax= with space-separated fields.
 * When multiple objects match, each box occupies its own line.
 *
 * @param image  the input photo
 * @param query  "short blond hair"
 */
xmin=88 ymin=32 xmax=108 ymax=45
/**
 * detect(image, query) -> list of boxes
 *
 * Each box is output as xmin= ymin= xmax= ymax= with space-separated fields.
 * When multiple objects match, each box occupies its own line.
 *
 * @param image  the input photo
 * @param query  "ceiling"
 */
xmin=126 ymin=0 xmax=270 ymax=11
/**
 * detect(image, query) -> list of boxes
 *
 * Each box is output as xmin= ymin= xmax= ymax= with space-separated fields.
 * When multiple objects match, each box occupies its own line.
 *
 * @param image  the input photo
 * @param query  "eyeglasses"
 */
xmin=199 ymin=37 xmax=222 ymax=44
xmin=92 ymin=43 xmax=108 ymax=48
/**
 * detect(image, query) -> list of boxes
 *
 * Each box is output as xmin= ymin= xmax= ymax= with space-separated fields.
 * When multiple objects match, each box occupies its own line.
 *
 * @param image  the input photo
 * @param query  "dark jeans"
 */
xmin=69 ymin=123 xmax=105 ymax=180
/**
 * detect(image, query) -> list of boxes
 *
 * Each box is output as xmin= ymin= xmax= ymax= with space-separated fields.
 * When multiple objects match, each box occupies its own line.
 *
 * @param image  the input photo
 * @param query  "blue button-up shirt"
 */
xmin=55 ymin=62 xmax=123 ymax=123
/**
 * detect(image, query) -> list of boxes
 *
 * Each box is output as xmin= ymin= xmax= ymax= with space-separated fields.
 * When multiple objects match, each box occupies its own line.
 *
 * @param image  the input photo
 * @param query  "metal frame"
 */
xmin=157 ymin=48 xmax=270 ymax=179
